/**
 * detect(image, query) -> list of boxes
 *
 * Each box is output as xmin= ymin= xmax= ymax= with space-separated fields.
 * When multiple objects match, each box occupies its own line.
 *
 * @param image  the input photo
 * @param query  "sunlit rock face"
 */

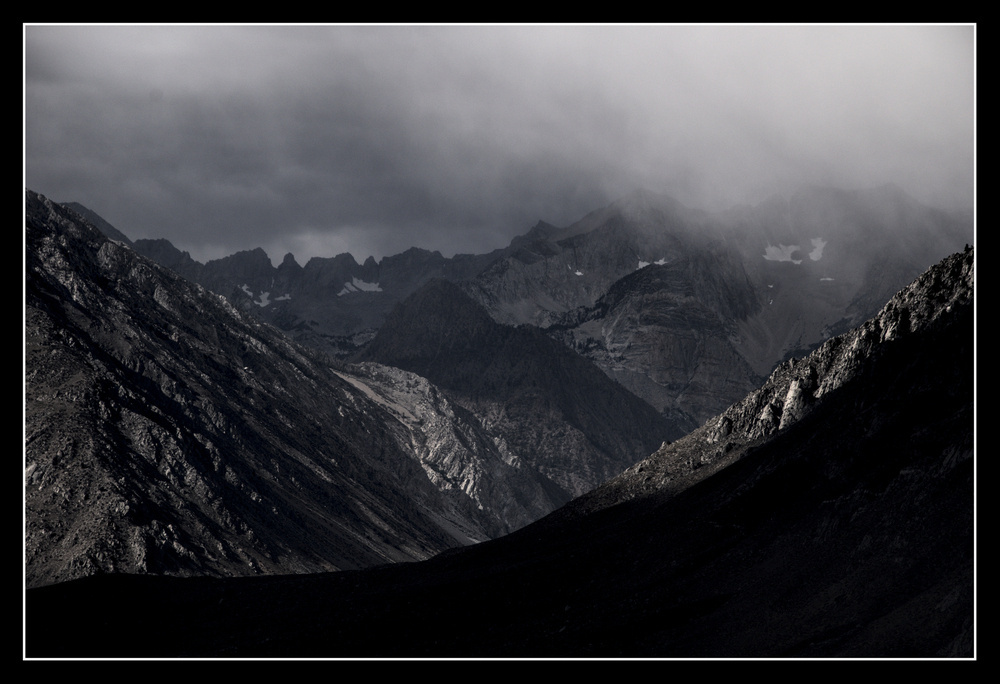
xmin=333 ymin=362 xmax=568 ymax=537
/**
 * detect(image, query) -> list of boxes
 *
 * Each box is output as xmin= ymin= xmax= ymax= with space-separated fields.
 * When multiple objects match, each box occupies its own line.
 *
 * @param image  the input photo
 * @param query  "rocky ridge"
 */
xmin=26 ymin=190 xmax=511 ymax=587
xmin=571 ymin=245 xmax=974 ymax=516
xmin=126 ymin=234 xmax=503 ymax=358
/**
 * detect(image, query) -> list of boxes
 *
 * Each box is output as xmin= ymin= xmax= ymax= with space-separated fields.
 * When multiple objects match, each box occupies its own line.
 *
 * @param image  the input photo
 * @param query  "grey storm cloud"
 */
xmin=24 ymin=24 xmax=974 ymax=265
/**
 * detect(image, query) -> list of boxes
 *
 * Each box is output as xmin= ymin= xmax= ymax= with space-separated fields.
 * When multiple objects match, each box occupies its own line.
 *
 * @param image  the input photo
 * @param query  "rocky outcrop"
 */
xmin=338 ymin=363 xmax=569 ymax=537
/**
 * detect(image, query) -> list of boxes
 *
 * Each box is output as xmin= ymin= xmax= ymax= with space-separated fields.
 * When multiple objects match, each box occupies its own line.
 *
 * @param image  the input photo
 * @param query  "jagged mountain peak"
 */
xmin=390 ymin=245 xmax=444 ymax=262
xmin=302 ymin=251 xmax=359 ymax=270
xmin=131 ymin=237 xmax=201 ymax=275
xmin=215 ymin=246 xmax=272 ymax=267
xmin=278 ymin=251 xmax=301 ymax=271
xmin=564 ymin=189 xmax=683 ymax=238
xmin=505 ymin=220 xmax=562 ymax=250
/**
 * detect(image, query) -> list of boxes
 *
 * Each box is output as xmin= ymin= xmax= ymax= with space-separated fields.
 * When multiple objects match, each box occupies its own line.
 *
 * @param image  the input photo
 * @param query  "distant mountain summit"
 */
xmin=125 ymin=233 xmax=503 ymax=357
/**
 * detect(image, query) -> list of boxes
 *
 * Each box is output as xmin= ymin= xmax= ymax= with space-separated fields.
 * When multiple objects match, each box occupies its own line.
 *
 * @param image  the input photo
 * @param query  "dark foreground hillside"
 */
xmin=25 ymin=249 xmax=974 ymax=658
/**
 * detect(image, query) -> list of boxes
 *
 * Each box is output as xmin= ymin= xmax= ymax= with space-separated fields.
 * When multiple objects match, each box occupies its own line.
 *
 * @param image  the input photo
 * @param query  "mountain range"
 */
xmin=25 ymin=190 xmax=675 ymax=588
xmin=25 ymin=236 xmax=974 ymax=657
xmin=25 ymin=185 xmax=974 ymax=657
xmin=92 ymin=184 xmax=970 ymax=434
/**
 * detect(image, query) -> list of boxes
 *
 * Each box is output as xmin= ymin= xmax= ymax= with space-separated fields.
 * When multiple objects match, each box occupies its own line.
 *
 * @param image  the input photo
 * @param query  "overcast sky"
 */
xmin=24 ymin=24 xmax=975 ymax=266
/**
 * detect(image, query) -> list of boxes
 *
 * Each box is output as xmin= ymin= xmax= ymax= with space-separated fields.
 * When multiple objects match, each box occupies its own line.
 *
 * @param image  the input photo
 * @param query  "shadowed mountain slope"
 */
xmin=548 ymin=247 xmax=764 ymax=432
xmin=26 ymin=247 xmax=974 ymax=658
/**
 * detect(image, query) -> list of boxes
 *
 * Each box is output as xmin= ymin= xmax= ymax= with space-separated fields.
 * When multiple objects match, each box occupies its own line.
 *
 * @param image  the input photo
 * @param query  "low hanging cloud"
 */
xmin=24 ymin=24 xmax=974 ymax=265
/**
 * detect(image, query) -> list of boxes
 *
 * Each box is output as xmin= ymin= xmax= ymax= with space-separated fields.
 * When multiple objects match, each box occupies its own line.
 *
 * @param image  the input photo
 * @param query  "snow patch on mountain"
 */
xmin=764 ymin=238 xmax=826 ymax=264
xmin=763 ymin=244 xmax=802 ymax=264
xmin=338 ymin=278 xmax=383 ymax=296
xmin=809 ymin=238 xmax=827 ymax=261
xmin=241 ymin=284 xmax=274 ymax=307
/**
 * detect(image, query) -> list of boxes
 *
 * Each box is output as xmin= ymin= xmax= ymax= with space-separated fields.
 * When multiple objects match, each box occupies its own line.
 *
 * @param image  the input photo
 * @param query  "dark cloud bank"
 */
xmin=25 ymin=24 xmax=974 ymax=265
